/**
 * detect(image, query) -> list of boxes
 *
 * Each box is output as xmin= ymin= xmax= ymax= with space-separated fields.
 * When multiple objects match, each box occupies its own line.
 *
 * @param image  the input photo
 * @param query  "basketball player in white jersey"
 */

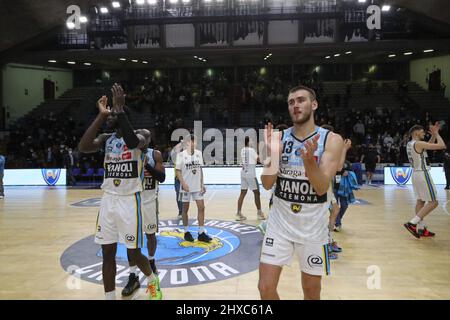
xmin=236 ymin=136 xmax=265 ymax=221
xmin=78 ymin=84 xmax=161 ymax=300
xmin=122 ymin=132 xmax=165 ymax=297
xmin=404 ymin=123 xmax=446 ymax=238
xmin=258 ymin=85 xmax=343 ymax=300
xmin=176 ymin=134 xmax=212 ymax=243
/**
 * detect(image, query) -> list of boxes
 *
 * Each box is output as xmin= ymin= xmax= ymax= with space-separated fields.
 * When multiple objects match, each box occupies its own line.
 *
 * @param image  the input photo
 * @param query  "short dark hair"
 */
xmin=288 ymin=85 xmax=317 ymax=101
xmin=245 ymin=136 xmax=250 ymax=146
xmin=409 ymin=125 xmax=424 ymax=137
xmin=321 ymin=124 xmax=334 ymax=132
xmin=275 ymin=124 xmax=289 ymax=131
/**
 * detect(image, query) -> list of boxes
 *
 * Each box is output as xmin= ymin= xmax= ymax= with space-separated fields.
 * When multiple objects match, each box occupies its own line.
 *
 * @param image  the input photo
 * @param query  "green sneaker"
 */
xmin=257 ymin=221 xmax=267 ymax=235
xmin=146 ymin=274 xmax=162 ymax=300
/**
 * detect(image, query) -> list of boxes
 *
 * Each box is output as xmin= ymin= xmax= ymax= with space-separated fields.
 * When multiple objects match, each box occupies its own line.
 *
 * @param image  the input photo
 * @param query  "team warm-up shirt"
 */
xmin=271 ymin=126 xmax=331 ymax=244
xmin=406 ymin=140 xmax=430 ymax=172
xmin=176 ymin=149 xmax=204 ymax=193
xmin=101 ymin=133 xmax=144 ymax=195
xmin=241 ymin=147 xmax=258 ymax=178
xmin=143 ymin=148 xmax=158 ymax=202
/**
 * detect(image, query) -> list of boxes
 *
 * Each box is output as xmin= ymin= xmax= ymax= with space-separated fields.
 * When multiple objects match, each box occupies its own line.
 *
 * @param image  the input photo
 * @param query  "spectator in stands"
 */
xmin=353 ymin=119 xmax=365 ymax=142
xmin=0 ymin=154 xmax=4 ymax=199
xmin=360 ymin=143 xmax=380 ymax=185
xmin=64 ymin=147 xmax=77 ymax=186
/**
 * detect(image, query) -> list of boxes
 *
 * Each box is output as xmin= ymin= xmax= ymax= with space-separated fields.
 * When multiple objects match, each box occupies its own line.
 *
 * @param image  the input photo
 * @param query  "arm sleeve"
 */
xmin=116 ymin=112 xmax=139 ymax=149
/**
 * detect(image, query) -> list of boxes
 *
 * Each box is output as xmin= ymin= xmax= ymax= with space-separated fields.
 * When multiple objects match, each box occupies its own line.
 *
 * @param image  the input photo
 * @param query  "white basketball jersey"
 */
xmin=101 ymin=133 xmax=144 ymax=195
xmin=143 ymin=148 xmax=158 ymax=202
xmin=406 ymin=140 xmax=430 ymax=171
xmin=271 ymin=126 xmax=331 ymax=243
xmin=176 ymin=150 xmax=204 ymax=193
xmin=241 ymin=147 xmax=258 ymax=177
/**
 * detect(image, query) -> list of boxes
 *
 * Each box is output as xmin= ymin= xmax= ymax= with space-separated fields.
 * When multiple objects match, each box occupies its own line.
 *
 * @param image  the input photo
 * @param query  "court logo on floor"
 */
xmin=60 ymin=219 xmax=263 ymax=288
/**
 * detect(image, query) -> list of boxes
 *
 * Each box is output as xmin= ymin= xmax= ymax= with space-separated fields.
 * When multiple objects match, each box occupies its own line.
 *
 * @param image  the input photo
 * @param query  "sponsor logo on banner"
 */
xmin=60 ymin=219 xmax=263 ymax=288
xmin=390 ymin=167 xmax=412 ymax=185
xmin=41 ymin=169 xmax=61 ymax=186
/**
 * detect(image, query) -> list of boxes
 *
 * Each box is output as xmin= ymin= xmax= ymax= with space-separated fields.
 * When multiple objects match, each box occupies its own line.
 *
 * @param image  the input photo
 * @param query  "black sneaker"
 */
xmin=198 ymin=232 xmax=212 ymax=243
xmin=149 ymin=259 xmax=158 ymax=274
xmin=184 ymin=231 xmax=194 ymax=242
xmin=121 ymin=273 xmax=140 ymax=297
xmin=403 ymin=222 xmax=420 ymax=239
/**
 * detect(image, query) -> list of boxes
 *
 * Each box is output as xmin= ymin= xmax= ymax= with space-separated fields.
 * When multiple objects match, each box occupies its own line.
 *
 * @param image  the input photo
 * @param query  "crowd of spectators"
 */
xmin=3 ymin=72 xmax=449 ymax=173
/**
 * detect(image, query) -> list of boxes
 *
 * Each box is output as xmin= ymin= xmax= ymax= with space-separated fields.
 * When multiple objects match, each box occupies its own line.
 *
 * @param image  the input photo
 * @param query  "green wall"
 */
xmin=410 ymin=54 xmax=450 ymax=99
xmin=2 ymin=63 xmax=73 ymax=122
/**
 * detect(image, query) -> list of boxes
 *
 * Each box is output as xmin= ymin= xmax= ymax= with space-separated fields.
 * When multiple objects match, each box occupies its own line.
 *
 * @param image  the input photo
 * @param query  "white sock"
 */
xmin=257 ymin=210 xmax=262 ymax=214
xmin=148 ymin=256 xmax=154 ymax=261
xmin=184 ymin=225 xmax=189 ymax=232
xmin=147 ymin=273 xmax=156 ymax=285
xmin=237 ymin=210 xmax=241 ymax=215
xmin=129 ymin=266 xmax=137 ymax=275
xmin=417 ymin=220 xmax=426 ymax=230
xmin=410 ymin=215 xmax=421 ymax=225
xmin=199 ymin=226 xmax=205 ymax=234
xmin=105 ymin=290 xmax=116 ymax=300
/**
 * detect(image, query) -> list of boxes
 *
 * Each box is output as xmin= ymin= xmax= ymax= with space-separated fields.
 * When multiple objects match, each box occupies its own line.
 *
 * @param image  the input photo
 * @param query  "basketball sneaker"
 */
xmin=329 ymin=252 xmax=338 ymax=260
xmin=403 ymin=222 xmax=420 ymax=239
xmin=257 ymin=221 xmax=267 ymax=235
xmin=235 ymin=214 xmax=247 ymax=221
xmin=333 ymin=225 xmax=341 ymax=232
xmin=184 ymin=231 xmax=194 ymax=242
xmin=330 ymin=241 xmax=342 ymax=253
xmin=418 ymin=227 xmax=435 ymax=237
xmin=121 ymin=273 xmax=140 ymax=297
xmin=146 ymin=275 xmax=162 ymax=300
xmin=257 ymin=211 xmax=266 ymax=220
xmin=198 ymin=232 xmax=212 ymax=243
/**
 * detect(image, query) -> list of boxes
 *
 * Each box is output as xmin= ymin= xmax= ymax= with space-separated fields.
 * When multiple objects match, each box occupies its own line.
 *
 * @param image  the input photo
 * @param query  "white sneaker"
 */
xmin=235 ymin=214 xmax=247 ymax=221
xmin=257 ymin=212 xmax=266 ymax=220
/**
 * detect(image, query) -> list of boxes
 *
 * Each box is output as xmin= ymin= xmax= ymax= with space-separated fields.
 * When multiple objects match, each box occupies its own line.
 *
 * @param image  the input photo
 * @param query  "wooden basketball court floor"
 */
xmin=0 ymin=184 xmax=449 ymax=300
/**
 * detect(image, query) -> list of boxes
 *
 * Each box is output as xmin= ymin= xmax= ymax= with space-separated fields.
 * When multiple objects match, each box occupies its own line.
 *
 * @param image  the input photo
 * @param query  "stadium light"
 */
xmin=119 ymin=58 xmax=127 ymax=61
xmin=325 ymin=56 xmax=331 ymax=59
xmin=358 ymin=0 xmax=366 ymax=3
xmin=147 ymin=0 xmax=157 ymax=4
xmin=334 ymin=53 xmax=340 ymax=57
xmin=182 ymin=0 xmax=190 ymax=3
xmin=48 ymin=60 xmax=57 ymax=63
xmin=112 ymin=1 xmax=121 ymax=8
xmin=66 ymin=21 xmax=75 ymax=29
xmin=345 ymin=51 xmax=352 ymax=55
xmin=142 ymin=61 xmax=148 ymax=64
xmin=67 ymin=61 xmax=76 ymax=65
xmin=100 ymin=7 xmax=109 ymax=14
xmin=136 ymin=0 xmax=145 ymax=4
xmin=204 ymin=0 xmax=212 ymax=3
xmin=423 ymin=49 xmax=434 ymax=53
xmin=169 ymin=0 xmax=178 ymax=4
xmin=79 ymin=16 xmax=88 ymax=23
xmin=404 ymin=52 xmax=413 ymax=56
xmin=388 ymin=54 xmax=396 ymax=58
xmin=84 ymin=62 xmax=92 ymax=66
xmin=382 ymin=5 xmax=391 ymax=12
xmin=131 ymin=59 xmax=139 ymax=62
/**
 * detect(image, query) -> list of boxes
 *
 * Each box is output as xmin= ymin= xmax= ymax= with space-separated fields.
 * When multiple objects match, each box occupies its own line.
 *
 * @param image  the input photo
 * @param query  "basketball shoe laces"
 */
xmin=146 ymin=281 xmax=158 ymax=299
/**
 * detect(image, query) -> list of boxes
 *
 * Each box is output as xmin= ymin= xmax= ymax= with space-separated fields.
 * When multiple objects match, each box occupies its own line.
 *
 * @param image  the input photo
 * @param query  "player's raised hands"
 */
xmin=97 ymin=95 xmax=111 ymax=117
xmin=429 ymin=121 xmax=441 ymax=135
xmin=344 ymin=138 xmax=352 ymax=150
xmin=264 ymin=122 xmax=282 ymax=157
xmin=300 ymin=134 xmax=320 ymax=161
xmin=111 ymin=83 xmax=125 ymax=112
